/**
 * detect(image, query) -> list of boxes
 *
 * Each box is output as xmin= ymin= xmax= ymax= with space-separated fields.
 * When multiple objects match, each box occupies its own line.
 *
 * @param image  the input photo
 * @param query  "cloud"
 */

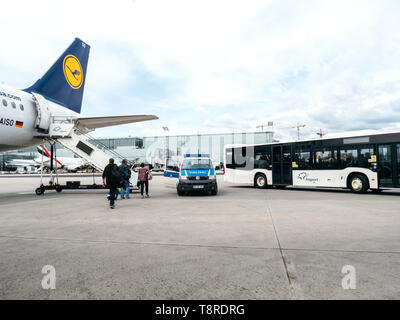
xmin=194 ymin=106 xmax=207 ymax=113
xmin=0 ymin=0 xmax=399 ymax=140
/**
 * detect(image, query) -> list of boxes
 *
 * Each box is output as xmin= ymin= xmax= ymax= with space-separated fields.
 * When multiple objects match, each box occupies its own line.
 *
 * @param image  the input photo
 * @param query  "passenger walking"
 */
xmin=102 ymin=158 xmax=121 ymax=209
xmin=107 ymin=188 xmax=119 ymax=201
xmin=138 ymin=163 xmax=150 ymax=199
xmin=119 ymin=159 xmax=131 ymax=199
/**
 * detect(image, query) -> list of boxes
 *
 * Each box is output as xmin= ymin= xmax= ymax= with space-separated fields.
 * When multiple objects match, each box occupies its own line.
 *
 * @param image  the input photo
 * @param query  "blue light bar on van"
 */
xmin=184 ymin=153 xmax=210 ymax=158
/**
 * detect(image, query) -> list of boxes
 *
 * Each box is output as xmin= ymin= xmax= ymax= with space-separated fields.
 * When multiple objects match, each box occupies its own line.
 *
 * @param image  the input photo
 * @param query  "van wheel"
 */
xmin=349 ymin=174 xmax=369 ymax=194
xmin=177 ymin=189 xmax=184 ymax=196
xmin=254 ymin=173 xmax=267 ymax=188
xmin=211 ymin=186 xmax=218 ymax=195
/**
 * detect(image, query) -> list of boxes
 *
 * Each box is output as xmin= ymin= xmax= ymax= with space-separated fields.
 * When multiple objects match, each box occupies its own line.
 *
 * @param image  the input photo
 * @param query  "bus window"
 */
xmin=295 ymin=152 xmax=312 ymax=169
xmin=254 ymin=145 xmax=271 ymax=169
xmin=293 ymin=145 xmax=312 ymax=170
xmin=229 ymin=147 xmax=247 ymax=168
xmin=358 ymin=148 xmax=375 ymax=169
xmin=225 ymin=148 xmax=234 ymax=169
xmin=314 ymin=149 xmax=338 ymax=169
xmin=340 ymin=148 xmax=358 ymax=168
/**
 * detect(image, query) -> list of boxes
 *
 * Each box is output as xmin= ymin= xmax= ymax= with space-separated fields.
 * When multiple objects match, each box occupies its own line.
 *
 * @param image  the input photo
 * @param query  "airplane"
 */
xmin=4 ymin=144 xmax=86 ymax=173
xmin=35 ymin=145 xmax=86 ymax=171
xmin=33 ymin=145 xmax=88 ymax=172
xmin=0 ymin=38 xmax=158 ymax=161
xmin=4 ymin=158 xmax=40 ymax=173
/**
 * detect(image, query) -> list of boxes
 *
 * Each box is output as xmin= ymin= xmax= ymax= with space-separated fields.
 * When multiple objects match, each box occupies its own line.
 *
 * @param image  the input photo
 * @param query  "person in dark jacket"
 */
xmin=102 ymin=158 xmax=119 ymax=209
xmin=119 ymin=159 xmax=131 ymax=199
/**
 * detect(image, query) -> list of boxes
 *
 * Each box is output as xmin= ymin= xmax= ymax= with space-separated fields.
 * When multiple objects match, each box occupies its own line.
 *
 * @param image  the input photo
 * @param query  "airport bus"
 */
xmin=224 ymin=130 xmax=400 ymax=193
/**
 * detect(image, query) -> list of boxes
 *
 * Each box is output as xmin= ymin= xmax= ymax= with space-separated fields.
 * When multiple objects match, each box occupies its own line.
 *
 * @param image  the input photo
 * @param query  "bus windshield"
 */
xmin=181 ymin=159 xmax=213 ymax=170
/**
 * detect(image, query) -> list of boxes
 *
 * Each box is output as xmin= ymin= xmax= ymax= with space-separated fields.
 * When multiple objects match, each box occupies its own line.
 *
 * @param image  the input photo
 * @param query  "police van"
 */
xmin=164 ymin=154 xmax=218 ymax=196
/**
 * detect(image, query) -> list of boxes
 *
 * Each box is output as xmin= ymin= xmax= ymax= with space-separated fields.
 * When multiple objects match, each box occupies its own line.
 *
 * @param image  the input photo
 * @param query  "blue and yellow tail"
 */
xmin=24 ymin=38 xmax=90 ymax=114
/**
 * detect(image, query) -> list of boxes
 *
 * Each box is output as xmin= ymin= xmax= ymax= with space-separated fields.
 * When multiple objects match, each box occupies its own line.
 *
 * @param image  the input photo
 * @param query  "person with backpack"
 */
xmin=138 ymin=162 xmax=151 ymax=199
xmin=119 ymin=159 xmax=131 ymax=199
xmin=102 ymin=158 xmax=122 ymax=209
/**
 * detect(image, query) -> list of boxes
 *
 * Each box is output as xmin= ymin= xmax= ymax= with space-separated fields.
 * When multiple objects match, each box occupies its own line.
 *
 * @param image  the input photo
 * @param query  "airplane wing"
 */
xmin=76 ymin=115 xmax=158 ymax=130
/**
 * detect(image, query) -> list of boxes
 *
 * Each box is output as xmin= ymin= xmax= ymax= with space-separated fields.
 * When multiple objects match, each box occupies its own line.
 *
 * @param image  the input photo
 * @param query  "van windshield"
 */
xmin=181 ymin=159 xmax=213 ymax=170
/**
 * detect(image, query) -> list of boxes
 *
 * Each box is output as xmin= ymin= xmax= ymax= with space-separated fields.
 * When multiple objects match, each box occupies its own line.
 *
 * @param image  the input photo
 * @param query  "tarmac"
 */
xmin=0 ymin=174 xmax=399 ymax=299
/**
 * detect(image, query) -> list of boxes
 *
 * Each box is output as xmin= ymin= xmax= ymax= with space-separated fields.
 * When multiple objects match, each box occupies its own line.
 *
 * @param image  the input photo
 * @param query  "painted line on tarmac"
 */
xmin=266 ymin=195 xmax=305 ymax=300
xmin=0 ymin=234 xmax=397 ymax=255
xmin=0 ymin=234 xmax=279 ymax=251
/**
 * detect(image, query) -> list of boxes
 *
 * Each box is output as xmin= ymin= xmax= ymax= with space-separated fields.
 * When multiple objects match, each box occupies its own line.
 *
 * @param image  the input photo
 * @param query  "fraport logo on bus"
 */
xmin=297 ymin=172 xmax=318 ymax=182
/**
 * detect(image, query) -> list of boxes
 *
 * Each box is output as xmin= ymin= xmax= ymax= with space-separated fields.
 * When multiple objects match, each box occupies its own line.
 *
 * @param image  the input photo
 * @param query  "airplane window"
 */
xmin=20 ymin=104 xmax=24 ymax=111
xmin=11 ymin=102 xmax=16 ymax=109
xmin=2 ymin=99 xmax=7 ymax=107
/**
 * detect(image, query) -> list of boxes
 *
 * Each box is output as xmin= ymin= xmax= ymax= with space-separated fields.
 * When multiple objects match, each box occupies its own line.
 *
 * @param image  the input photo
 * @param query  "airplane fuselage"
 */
xmin=0 ymin=84 xmax=78 ymax=152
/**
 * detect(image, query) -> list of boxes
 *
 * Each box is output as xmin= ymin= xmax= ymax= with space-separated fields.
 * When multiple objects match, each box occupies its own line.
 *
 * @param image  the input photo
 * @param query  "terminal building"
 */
xmin=0 ymin=131 xmax=273 ymax=170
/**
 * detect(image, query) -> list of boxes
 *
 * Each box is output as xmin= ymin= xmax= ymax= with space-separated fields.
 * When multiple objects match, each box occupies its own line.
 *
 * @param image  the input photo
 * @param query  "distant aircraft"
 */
xmin=0 ymin=38 xmax=158 ymax=167
xmin=4 ymin=158 xmax=40 ymax=173
xmin=35 ymin=145 xmax=85 ymax=171
xmin=4 ymin=144 xmax=87 ymax=173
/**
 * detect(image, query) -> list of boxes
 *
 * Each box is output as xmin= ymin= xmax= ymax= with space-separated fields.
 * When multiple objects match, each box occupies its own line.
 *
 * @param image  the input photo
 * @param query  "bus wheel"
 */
xmin=254 ymin=173 xmax=267 ymax=188
xmin=349 ymin=174 xmax=368 ymax=194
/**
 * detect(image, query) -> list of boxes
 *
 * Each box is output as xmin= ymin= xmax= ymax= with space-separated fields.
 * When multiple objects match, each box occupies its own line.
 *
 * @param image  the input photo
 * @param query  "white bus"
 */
xmin=224 ymin=130 xmax=400 ymax=193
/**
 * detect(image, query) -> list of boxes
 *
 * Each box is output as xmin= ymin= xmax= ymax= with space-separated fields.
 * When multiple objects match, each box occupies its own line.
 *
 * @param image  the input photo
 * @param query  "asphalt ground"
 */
xmin=0 ymin=174 xmax=399 ymax=299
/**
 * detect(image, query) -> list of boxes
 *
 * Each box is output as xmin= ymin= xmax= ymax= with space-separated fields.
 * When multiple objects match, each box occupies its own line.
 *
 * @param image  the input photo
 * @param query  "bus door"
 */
xmin=272 ymin=145 xmax=292 ymax=185
xmin=378 ymin=144 xmax=399 ymax=187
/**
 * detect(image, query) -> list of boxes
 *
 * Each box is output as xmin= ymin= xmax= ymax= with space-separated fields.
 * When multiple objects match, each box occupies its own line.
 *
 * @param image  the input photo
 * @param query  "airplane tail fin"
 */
xmin=24 ymin=38 xmax=90 ymax=114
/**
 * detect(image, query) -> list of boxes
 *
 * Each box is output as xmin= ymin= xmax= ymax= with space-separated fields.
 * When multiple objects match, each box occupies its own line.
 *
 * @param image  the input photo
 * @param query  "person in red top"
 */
xmin=138 ymin=163 xmax=150 ymax=198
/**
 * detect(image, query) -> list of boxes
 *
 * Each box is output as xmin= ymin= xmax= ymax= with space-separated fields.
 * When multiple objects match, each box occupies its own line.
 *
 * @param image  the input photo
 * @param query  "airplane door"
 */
xmin=163 ymin=159 xmax=180 ymax=178
xmin=32 ymin=92 xmax=52 ymax=132
xmin=272 ymin=145 xmax=293 ymax=185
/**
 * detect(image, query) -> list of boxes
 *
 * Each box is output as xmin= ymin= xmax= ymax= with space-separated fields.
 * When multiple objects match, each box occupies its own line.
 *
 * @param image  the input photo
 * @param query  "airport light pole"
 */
xmin=163 ymin=127 xmax=169 ymax=160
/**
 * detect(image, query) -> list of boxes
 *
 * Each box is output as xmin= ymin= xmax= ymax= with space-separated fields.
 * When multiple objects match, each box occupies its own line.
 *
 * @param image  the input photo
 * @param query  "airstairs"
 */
xmin=34 ymin=117 xmax=137 ymax=195
xmin=45 ymin=116 xmax=127 ymax=171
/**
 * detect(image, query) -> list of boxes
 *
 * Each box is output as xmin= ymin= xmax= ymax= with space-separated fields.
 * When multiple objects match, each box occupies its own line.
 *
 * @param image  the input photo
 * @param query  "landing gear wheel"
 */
xmin=35 ymin=187 xmax=44 ymax=196
xmin=349 ymin=174 xmax=369 ymax=194
xmin=254 ymin=173 xmax=267 ymax=188
xmin=55 ymin=184 xmax=62 ymax=193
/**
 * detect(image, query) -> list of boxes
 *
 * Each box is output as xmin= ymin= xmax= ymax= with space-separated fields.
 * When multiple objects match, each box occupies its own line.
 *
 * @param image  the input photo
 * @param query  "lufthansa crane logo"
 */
xmin=63 ymin=55 xmax=83 ymax=89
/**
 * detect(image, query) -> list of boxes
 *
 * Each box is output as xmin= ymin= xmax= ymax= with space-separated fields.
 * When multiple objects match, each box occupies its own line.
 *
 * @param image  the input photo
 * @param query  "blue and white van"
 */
xmin=164 ymin=154 xmax=218 ymax=196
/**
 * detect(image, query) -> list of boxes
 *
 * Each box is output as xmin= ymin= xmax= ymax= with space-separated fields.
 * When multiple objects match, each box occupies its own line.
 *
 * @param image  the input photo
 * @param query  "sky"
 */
xmin=0 ymin=0 xmax=400 ymax=141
